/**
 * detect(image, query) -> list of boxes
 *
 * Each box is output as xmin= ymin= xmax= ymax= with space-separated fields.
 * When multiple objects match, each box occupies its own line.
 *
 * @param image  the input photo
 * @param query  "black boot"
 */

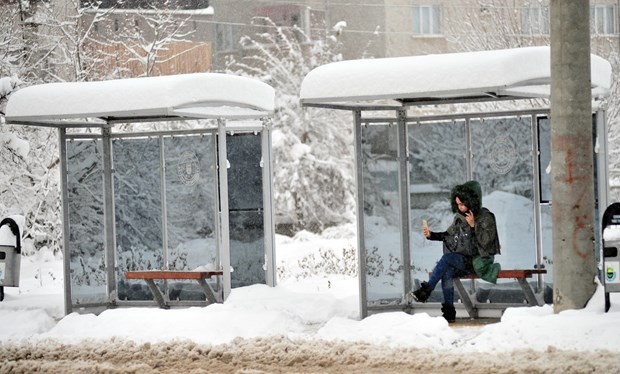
xmin=441 ymin=303 xmax=456 ymax=323
xmin=412 ymin=281 xmax=432 ymax=303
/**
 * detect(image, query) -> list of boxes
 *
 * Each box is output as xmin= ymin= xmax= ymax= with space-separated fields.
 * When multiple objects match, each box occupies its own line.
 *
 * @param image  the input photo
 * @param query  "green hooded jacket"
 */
xmin=451 ymin=181 xmax=501 ymax=283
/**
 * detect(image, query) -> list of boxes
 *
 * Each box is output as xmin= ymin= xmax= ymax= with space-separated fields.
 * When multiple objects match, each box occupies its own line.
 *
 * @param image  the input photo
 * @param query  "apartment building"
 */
xmin=209 ymin=0 xmax=619 ymax=67
xmin=208 ymin=0 xmax=328 ymax=69
xmin=327 ymin=0 xmax=619 ymax=59
xmin=6 ymin=1 xmax=618 ymax=79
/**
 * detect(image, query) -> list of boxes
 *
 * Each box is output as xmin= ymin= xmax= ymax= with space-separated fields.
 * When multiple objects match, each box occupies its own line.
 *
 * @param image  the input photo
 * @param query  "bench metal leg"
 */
xmin=606 ymin=292 xmax=611 ymax=312
xmin=517 ymin=278 xmax=543 ymax=306
xmin=454 ymin=278 xmax=478 ymax=318
xmin=144 ymin=279 xmax=169 ymax=309
xmin=197 ymin=278 xmax=219 ymax=304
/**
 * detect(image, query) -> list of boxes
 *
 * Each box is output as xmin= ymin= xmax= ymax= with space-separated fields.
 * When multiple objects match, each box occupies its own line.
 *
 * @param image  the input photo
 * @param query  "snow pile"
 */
xmin=0 ymin=225 xmax=620 ymax=370
xmin=0 ymin=225 xmax=619 ymax=355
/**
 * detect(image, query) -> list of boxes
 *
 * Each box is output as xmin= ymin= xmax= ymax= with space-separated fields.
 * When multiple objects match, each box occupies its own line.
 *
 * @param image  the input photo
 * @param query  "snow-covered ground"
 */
xmin=1 ymin=223 xmax=620 ymax=372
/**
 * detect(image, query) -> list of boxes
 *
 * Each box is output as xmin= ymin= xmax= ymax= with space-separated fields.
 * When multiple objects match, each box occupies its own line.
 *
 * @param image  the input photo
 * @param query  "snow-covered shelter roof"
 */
xmin=300 ymin=46 xmax=612 ymax=109
xmin=5 ymin=73 xmax=275 ymax=127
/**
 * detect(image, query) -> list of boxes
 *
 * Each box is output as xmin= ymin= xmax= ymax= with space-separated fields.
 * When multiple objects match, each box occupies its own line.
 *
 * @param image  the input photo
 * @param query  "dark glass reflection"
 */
xmin=227 ymin=133 xmax=265 ymax=287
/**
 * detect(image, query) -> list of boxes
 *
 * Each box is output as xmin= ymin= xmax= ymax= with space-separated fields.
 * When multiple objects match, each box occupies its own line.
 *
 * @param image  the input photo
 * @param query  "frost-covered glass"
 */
xmin=113 ymin=138 xmax=164 ymax=301
xmin=471 ymin=117 xmax=536 ymax=270
xmin=67 ymin=139 xmax=106 ymax=304
xmin=164 ymin=135 xmax=219 ymax=300
xmin=408 ymin=120 xmax=467 ymax=287
xmin=361 ymin=124 xmax=402 ymax=304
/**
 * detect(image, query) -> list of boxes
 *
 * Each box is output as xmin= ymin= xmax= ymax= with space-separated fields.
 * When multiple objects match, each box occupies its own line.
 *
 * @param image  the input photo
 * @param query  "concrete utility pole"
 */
xmin=550 ymin=0 xmax=597 ymax=312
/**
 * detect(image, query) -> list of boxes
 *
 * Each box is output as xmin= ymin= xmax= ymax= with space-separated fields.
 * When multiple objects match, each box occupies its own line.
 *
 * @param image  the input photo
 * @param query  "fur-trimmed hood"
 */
xmin=450 ymin=180 xmax=482 ymax=215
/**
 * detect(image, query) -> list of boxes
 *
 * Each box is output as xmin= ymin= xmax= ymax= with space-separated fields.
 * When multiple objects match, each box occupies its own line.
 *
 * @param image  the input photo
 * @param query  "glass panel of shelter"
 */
xmin=67 ymin=139 xmax=107 ymax=305
xmin=363 ymin=113 xmax=546 ymax=309
xmin=111 ymin=131 xmax=266 ymax=302
xmin=408 ymin=120 xmax=467 ymax=297
xmin=361 ymin=123 xmax=403 ymax=305
xmin=470 ymin=116 xmax=537 ymax=272
xmin=163 ymin=135 xmax=219 ymax=301
xmin=66 ymin=128 xmax=271 ymax=307
xmin=538 ymin=116 xmax=554 ymax=283
xmin=113 ymin=138 xmax=165 ymax=301
xmin=227 ymin=132 xmax=266 ymax=288
xmin=537 ymin=114 xmax=602 ymax=285
xmin=470 ymin=116 xmax=539 ymax=303
xmin=407 ymin=115 xmax=540 ymax=303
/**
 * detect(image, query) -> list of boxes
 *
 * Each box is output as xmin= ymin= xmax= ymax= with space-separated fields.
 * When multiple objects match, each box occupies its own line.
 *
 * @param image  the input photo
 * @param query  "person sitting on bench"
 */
xmin=410 ymin=180 xmax=501 ymax=322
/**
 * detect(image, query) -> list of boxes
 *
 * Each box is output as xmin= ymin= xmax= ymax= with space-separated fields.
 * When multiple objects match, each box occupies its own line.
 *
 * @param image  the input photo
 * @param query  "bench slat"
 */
xmin=498 ymin=269 xmax=546 ymax=278
xmin=460 ymin=269 xmax=546 ymax=279
xmin=126 ymin=270 xmax=223 ymax=280
xmin=429 ymin=269 xmax=546 ymax=279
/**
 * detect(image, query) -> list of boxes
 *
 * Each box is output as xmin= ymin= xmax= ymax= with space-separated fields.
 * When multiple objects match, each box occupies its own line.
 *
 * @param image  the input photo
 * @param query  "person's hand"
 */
xmin=422 ymin=220 xmax=430 ymax=238
xmin=465 ymin=210 xmax=475 ymax=227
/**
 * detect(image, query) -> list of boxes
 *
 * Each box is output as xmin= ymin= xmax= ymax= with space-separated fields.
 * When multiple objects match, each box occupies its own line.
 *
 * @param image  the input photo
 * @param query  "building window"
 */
xmin=521 ymin=6 xmax=549 ymax=35
xmin=412 ymin=5 xmax=441 ymax=35
xmin=591 ymin=5 xmax=616 ymax=35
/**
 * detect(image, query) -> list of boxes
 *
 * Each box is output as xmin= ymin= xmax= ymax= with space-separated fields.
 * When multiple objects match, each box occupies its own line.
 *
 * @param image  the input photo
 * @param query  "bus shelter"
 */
xmin=5 ymin=73 xmax=276 ymax=314
xmin=299 ymin=47 xmax=613 ymax=318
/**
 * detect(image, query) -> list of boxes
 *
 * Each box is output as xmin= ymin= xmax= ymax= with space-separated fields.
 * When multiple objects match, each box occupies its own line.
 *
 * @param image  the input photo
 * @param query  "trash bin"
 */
xmin=602 ymin=203 xmax=620 ymax=312
xmin=0 ymin=217 xmax=22 ymax=294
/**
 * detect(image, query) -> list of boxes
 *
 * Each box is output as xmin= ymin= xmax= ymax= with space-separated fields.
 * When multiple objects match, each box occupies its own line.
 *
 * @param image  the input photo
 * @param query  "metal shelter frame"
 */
xmin=5 ymin=73 xmax=277 ymax=314
xmin=299 ymin=47 xmax=613 ymax=318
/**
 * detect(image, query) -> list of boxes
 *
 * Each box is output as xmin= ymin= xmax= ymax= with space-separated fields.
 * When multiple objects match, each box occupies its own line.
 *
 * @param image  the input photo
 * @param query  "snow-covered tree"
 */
xmin=86 ymin=5 xmax=200 ymax=78
xmin=597 ymin=52 xmax=620 ymax=201
xmin=0 ymin=0 xmax=106 ymax=83
xmin=0 ymin=106 xmax=61 ymax=254
xmin=223 ymin=18 xmax=359 ymax=234
xmin=44 ymin=0 xmax=119 ymax=82
xmin=1 ymin=0 xmax=207 ymax=253
xmin=0 ymin=0 xmax=112 ymax=254
xmin=0 ymin=6 xmax=25 ymax=79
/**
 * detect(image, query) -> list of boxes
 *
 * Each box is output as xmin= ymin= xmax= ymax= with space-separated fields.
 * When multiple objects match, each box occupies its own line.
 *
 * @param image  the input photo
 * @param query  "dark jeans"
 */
xmin=427 ymin=252 xmax=472 ymax=305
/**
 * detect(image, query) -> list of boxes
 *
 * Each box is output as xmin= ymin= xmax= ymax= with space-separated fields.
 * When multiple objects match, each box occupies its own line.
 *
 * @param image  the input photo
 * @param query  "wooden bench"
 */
xmin=125 ymin=270 xmax=223 ymax=309
xmin=429 ymin=269 xmax=547 ymax=318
